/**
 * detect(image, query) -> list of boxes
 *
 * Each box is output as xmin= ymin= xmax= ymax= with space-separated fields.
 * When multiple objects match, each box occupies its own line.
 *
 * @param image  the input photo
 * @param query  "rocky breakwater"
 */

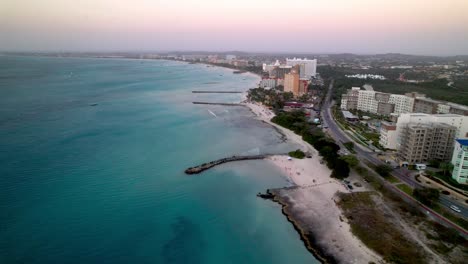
xmin=185 ymin=154 xmax=270 ymax=174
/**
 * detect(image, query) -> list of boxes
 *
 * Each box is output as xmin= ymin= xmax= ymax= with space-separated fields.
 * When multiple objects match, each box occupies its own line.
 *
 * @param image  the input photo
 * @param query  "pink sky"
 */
xmin=1 ymin=0 xmax=468 ymax=55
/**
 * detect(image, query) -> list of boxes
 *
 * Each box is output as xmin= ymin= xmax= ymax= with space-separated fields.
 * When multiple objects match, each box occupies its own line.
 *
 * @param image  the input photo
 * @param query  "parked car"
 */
xmin=450 ymin=205 xmax=461 ymax=213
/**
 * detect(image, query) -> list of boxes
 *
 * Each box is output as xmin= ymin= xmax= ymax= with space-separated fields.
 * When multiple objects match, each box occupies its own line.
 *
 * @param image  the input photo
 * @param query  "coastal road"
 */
xmin=439 ymin=195 xmax=468 ymax=218
xmin=321 ymin=80 xmax=468 ymax=232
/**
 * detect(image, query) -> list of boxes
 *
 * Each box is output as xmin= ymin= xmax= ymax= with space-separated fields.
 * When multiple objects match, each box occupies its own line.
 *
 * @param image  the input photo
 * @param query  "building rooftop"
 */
xmin=407 ymin=122 xmax=456 ymax=129
xmin=447 ymin=102 xmax=468 ymax=111
xmin=432 ymin=114 xmax=463 ymax=117
xmin=456 ymin=139 xmax=468 ymax=146
xmin=342 ymin=110 xmax=358 ymax=119
xmin=404 ymin=113 xmax=430 ymax=117
xmin=415 ymin=97 xmax=443 ymax=104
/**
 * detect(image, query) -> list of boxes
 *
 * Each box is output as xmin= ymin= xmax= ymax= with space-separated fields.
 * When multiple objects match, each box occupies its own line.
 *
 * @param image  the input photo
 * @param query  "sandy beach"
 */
xmin=244 ymin=101 xmax=382 ymax=263
xmin=243 ymin=101 xmax=315 ymax=153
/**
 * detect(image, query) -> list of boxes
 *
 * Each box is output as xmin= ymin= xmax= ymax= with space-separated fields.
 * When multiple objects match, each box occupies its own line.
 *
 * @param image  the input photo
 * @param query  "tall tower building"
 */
xmin=284 ymin=66 xmax=300 ymax=96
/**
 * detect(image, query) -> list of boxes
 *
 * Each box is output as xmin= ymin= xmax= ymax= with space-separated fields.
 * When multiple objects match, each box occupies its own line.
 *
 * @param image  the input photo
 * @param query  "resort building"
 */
xmin=284 ymin=69 xmax=300 ymax=96
xmin=286 ymin=58 xmax=317 ymax=79
xmin=271 ymin=65 xmax=293 ymax=79
xmin=398 ymin=123 xmax=457 ymax=164
xmin=259 ymin=78 xmax=277 ymax=89
xmin=262 ymin=60 xmax=280 ymax=74
xmin=451 ymin=139 xmax=468 ymax=185
xmin=232 ymin=60 xmax=248 ymax=67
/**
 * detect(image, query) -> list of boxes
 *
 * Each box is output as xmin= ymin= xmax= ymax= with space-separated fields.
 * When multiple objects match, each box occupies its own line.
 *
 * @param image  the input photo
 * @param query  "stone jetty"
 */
xmin=192 ymin=102 xmax=244 ymax=106
xmin=185 ymin=154 xmax=274 ymax=174
xmin=192 ymin=91 xmax=242 ymax=93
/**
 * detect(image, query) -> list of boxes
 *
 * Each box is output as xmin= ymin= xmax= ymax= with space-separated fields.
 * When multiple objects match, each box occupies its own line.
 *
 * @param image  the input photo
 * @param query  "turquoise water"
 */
xmin=0 ymin=56 xmax=318 ymax=263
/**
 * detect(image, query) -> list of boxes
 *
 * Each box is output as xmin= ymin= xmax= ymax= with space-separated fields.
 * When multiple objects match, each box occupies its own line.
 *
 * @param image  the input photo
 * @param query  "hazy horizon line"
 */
xmin=2 ymin=50 xmax=468 ymax=58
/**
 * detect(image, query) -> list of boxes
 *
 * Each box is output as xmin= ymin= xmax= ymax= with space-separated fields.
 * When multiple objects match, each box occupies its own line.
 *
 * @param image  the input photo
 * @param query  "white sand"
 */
xmin=244 ymin=102 xmax=314 ymax=153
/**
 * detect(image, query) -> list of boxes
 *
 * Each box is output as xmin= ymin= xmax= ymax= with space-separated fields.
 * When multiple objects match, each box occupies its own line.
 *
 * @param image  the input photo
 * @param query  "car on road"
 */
xmin=450 ymin=205 xmax=461 ymax=213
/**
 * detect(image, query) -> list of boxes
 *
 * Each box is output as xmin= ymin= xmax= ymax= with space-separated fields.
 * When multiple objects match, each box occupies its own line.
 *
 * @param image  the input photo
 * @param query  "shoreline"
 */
xmin=267 ymin=187 xmax=339 ymax=264
xmin=242 ymin=101 xmax=315 ymax=154
xmin=245 ymin=101 xmax=382 ymax=263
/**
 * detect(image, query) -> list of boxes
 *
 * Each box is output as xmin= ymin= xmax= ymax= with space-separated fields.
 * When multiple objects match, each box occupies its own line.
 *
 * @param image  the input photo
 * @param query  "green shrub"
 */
xmin=288 ymin=149 xmax=305 ymax=159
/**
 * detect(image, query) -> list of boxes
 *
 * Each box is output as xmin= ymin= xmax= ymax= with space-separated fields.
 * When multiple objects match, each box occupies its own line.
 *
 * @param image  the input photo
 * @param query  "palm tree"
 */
xmin=439 ymin=162 xmax=454 ymax=177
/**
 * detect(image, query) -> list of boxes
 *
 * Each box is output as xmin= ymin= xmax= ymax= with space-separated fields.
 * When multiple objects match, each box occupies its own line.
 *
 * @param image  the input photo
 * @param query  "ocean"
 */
xmin=0 ymin=56 xmax=319 ymax=263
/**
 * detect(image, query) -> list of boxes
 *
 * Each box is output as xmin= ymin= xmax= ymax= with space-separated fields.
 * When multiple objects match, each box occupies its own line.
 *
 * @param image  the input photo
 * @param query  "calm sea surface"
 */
xmin=0 ymin=56 xmax=318 ymax=263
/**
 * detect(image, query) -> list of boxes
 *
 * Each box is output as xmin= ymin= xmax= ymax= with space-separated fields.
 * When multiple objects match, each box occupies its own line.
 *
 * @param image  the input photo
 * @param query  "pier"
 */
xmin=192 ymin=102 xmax=244 ymax=106
xmin=192 ymin=90 xmax=243 ymax=93
xmin=185 ymin=154 xmax=281 ymax=174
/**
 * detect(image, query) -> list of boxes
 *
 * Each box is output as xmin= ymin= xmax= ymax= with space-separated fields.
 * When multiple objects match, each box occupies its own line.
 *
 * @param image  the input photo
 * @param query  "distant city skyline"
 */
xmin=1 ymin=0 xmax=468 ymax=55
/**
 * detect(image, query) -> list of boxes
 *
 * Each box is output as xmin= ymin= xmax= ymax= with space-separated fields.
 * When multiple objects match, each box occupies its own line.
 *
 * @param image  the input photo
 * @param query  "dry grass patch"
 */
xmin=337 ymin=192 xmax=426 ymax=264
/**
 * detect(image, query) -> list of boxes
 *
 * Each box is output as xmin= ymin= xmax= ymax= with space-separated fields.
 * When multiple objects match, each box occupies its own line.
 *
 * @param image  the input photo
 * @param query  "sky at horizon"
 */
xmin=1 ymin=0 xmax=468 ymax=55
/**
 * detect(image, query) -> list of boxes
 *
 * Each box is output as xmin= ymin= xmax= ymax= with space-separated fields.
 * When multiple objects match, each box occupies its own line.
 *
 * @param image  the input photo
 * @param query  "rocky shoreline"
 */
xmin=258 ymin=185 xmax=381 ymax=264
xmin=260 ymin=188 xmax=339 ymax=264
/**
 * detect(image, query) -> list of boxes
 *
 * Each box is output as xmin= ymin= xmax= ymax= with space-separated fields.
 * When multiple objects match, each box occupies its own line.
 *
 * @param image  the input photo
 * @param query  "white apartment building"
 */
xmin=437 ymin=104 xmax=451 ymax=114
xmin=356 ymin=90 xmax=379 ymax=113
xmin=259 ymin=78 xmax=277 ymax=88
xmin=379 ymin=122 xmax=398 ymax=149
xmin=387 ymin=113 xmax=468 ymax=150
xmin=341 ymin=88 xmax=453 ymax=116
xmin=262 ymin=60 xmax=281 ymax=73
xmin=389 ymin=94 xmax=415 ymax=114
xmin=286 ymin=58 xmax=317 ymax=79
xmin=451 ymin=139 xmax=468 ymax=184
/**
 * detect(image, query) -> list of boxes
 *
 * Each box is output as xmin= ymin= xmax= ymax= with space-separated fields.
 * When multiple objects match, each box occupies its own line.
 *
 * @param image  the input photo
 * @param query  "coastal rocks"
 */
xmin=256 ymin=190 xmax=274 ymax=199
xmin=266 ymin=187 xmax=382 ymax=264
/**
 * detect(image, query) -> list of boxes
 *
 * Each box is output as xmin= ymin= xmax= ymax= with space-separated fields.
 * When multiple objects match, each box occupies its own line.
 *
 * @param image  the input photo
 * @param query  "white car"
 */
xmin=450 ymin=205 xmax=461 ymax=213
